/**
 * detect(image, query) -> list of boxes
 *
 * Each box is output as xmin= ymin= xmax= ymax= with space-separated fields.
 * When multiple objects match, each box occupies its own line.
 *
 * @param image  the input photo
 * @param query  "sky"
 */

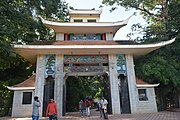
xmin=65 ymin=0 xmax=147 ymax=40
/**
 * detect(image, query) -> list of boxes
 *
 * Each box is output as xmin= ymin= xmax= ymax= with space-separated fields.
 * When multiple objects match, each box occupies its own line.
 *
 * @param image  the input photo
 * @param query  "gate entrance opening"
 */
xmin=63 ymin=73 xmax=112 ymax=116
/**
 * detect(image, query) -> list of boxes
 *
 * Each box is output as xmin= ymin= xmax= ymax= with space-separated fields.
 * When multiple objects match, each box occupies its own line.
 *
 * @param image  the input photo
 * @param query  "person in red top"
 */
xmin=85 ymin=97 xmax=91 ymax=117
xmin=46 ymin=98 xmax=58 ymax=120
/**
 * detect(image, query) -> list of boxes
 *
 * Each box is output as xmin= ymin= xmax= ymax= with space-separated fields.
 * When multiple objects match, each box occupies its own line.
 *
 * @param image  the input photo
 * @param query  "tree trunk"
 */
xmin=179 ymin=91 xmax=180 ymax=108
xmin=160 ymin=84 xmax=165 ymax=110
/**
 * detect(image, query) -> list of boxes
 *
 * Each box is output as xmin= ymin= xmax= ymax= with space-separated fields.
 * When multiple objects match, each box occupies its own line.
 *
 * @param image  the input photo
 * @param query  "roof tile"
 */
xmin=14 ymin=75 xmax=35 ymax=87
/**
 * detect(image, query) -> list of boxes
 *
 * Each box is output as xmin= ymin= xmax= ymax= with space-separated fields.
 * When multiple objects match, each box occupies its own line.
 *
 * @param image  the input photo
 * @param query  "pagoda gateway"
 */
xmin=8 ymin=8 xmax=175 ymax=117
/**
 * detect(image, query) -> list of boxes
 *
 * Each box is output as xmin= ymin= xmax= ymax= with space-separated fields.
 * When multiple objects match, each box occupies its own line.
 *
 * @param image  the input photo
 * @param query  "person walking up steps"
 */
xmin=79 ymin=100 xmax=84 ymax=117
xmin=98 ymin=98 xmax=103 ymax=118
xmin=46 ymin=98 xmax=58 ymax=120
xmin=85 ymin=97 xmax=91 ymax=117
xmin=101 ymin=97 xmax=108 ymax=119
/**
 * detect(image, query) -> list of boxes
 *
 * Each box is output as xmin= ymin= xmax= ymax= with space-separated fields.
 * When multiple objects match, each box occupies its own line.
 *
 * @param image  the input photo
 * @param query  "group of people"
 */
xmin=32 ymin=96 xmax=57 ymax=120
xmin=32 ymin=96 xmax=108 ymax=120
xmin=78 ymin=97 xmax=91 ymax=117
xmin=79 ymin=97 xmax=108 ymax=119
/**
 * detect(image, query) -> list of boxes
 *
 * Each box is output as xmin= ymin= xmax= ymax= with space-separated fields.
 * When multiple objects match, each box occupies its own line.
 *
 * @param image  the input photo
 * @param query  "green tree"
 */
xmin=102 ymin=0 xmax=180 ymax=109
xmin=66 ymin=76 xmax=104 ymax=112
xmin=0 ymin=0 xmax=69 ymax=116
xmin=0 ymin=0 xmax=69 ymax=70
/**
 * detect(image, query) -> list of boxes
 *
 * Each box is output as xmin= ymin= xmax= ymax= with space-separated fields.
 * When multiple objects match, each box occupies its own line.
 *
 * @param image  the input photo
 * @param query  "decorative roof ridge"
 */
xmin=71 ymin=8 xmax=100 ymax=11
xmin=69 ymin=8 xmax=103 ymax=14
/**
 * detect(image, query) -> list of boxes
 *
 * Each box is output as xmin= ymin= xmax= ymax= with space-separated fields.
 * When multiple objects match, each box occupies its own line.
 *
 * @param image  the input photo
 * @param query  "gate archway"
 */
xmin=62 ymin=72 xmax=112 ymax=116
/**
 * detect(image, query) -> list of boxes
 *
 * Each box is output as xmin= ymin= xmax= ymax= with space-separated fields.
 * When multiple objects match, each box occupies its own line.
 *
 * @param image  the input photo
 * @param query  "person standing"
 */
xmin=32 ymin=96 xmax=41 ymax=120
xmin=101 ymin=97 xmax=108 ymax=119
xmin=98 ymin=98 xmax=103 ymax=118
xmin=85 ymin=97 xmax=91 ymax=117
xmin=46 ymin=98 xmax=58 ymax=120
xmin=79 ymin=100 xmax=84 ymax=117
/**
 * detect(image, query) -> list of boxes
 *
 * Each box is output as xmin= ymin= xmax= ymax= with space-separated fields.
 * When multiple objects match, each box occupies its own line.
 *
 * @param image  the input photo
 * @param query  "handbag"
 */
xmin=51 ymin=114 xmax=57 ymax=119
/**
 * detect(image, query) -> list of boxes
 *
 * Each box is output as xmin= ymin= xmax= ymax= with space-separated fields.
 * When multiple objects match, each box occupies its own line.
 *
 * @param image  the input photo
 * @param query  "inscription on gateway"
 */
xmin=64 ymin=55 xmax=108 ymax=63
xmin=68 ymin=66 xmax=104 ymax=72
xmin=64 ymin=55 xmax=108 ymax=73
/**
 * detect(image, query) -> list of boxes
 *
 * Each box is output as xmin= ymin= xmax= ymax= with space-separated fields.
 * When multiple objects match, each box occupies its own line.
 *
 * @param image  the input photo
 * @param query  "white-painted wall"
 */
xmin=11 ymin=90 xmax=34 ymax=117
xmin=136 ymin=88 xmax=158 ymax=113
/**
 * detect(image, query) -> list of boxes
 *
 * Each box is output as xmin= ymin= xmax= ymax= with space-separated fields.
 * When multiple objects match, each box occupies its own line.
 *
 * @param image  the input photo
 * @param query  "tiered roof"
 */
xmin=14 ymin=38 xmax=175 ymax=64
xmin=12 ymin=8 xmax=175 ymax=64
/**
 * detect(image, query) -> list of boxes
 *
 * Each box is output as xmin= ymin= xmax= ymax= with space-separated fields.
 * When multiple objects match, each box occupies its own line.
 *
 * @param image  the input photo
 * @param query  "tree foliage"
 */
xmin=102 ymin=0 xmax=180 ymax=109
xmin=0 ymin=0 xmax=69 ymax=70
xmin=66 ymin=76 xmax=104 ymax=112
xmin=0 ymin=0 xmax=69 ymax=116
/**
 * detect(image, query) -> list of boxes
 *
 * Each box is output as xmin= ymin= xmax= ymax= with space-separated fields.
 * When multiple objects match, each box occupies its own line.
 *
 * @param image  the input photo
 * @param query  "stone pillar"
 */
xmin=56 ymin=33 xmax=64 ymax=41
xmin=125 ymin=54 xmax=138 ymax=113
xmin=108 ymin=54 xmax=121 ymax=114
xmin=54 ymin=54 xmax=64 ymax=116
xmin=106 ymin=32 xmax=113 ymax=40
xmin=35 ymin=55 xmax=45 ymax=117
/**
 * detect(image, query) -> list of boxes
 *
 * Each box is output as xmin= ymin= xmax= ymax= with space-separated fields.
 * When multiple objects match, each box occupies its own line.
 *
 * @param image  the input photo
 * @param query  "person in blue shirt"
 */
xmin=79 ymin=100 xmax=84 ymax=117
xmin=32 ymin=96 xmax=41 ymax=120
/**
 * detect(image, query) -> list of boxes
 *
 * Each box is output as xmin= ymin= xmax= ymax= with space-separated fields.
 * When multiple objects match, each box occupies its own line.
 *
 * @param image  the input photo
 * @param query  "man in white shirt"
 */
xmin=100 ymin=97 xmax=108 ymax=119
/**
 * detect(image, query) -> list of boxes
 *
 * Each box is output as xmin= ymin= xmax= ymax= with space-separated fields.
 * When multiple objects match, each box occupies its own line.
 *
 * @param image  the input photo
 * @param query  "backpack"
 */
xmin=86 ymin=100 xmax=90 ymax=107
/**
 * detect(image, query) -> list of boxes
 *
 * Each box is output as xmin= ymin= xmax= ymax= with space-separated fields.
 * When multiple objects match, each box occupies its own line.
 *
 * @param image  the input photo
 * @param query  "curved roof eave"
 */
xmin=41 ymin=17 xmax=131 ymax=27
xmin=7 ymin=86 xmax=35 ymax=91
xmin=14 ymin=38 xmax=175 ymax=49
xmin=40 ymin=14 xmax=133 ymax=33
xmin=13 ymin=38 xmax=175 ymax=64
xmin=136 ymin=83 xmax=160 ymax=88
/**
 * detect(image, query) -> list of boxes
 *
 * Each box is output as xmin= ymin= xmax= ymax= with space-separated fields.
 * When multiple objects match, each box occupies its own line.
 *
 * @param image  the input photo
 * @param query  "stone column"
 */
xmin=106 ymin=32 xmax=113 ymax=40
xmin=125 ymin=54 xmax=138 ymax=113
xmin=35 ymin=55 xmax=45 ymax=117
xmin=108 ymin=54 xmax=121 ymax=114
xmin=56 ymin=33 xmax=64 ymax=41
xmin=54 ymin=54 xmax=64 ymax=116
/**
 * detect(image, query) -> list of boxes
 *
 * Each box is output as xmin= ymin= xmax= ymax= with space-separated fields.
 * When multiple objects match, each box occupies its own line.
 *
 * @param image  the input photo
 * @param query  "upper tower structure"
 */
xmin=41 ymin=8 xmax=133 ymax=41
xmin=69 ymin=8 xmax=102 ymax=22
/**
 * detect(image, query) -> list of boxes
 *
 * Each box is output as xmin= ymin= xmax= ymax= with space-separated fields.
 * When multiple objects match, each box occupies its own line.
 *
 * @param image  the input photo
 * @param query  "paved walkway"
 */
xmin=0 ymin=110 xmax=180 ymax=120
